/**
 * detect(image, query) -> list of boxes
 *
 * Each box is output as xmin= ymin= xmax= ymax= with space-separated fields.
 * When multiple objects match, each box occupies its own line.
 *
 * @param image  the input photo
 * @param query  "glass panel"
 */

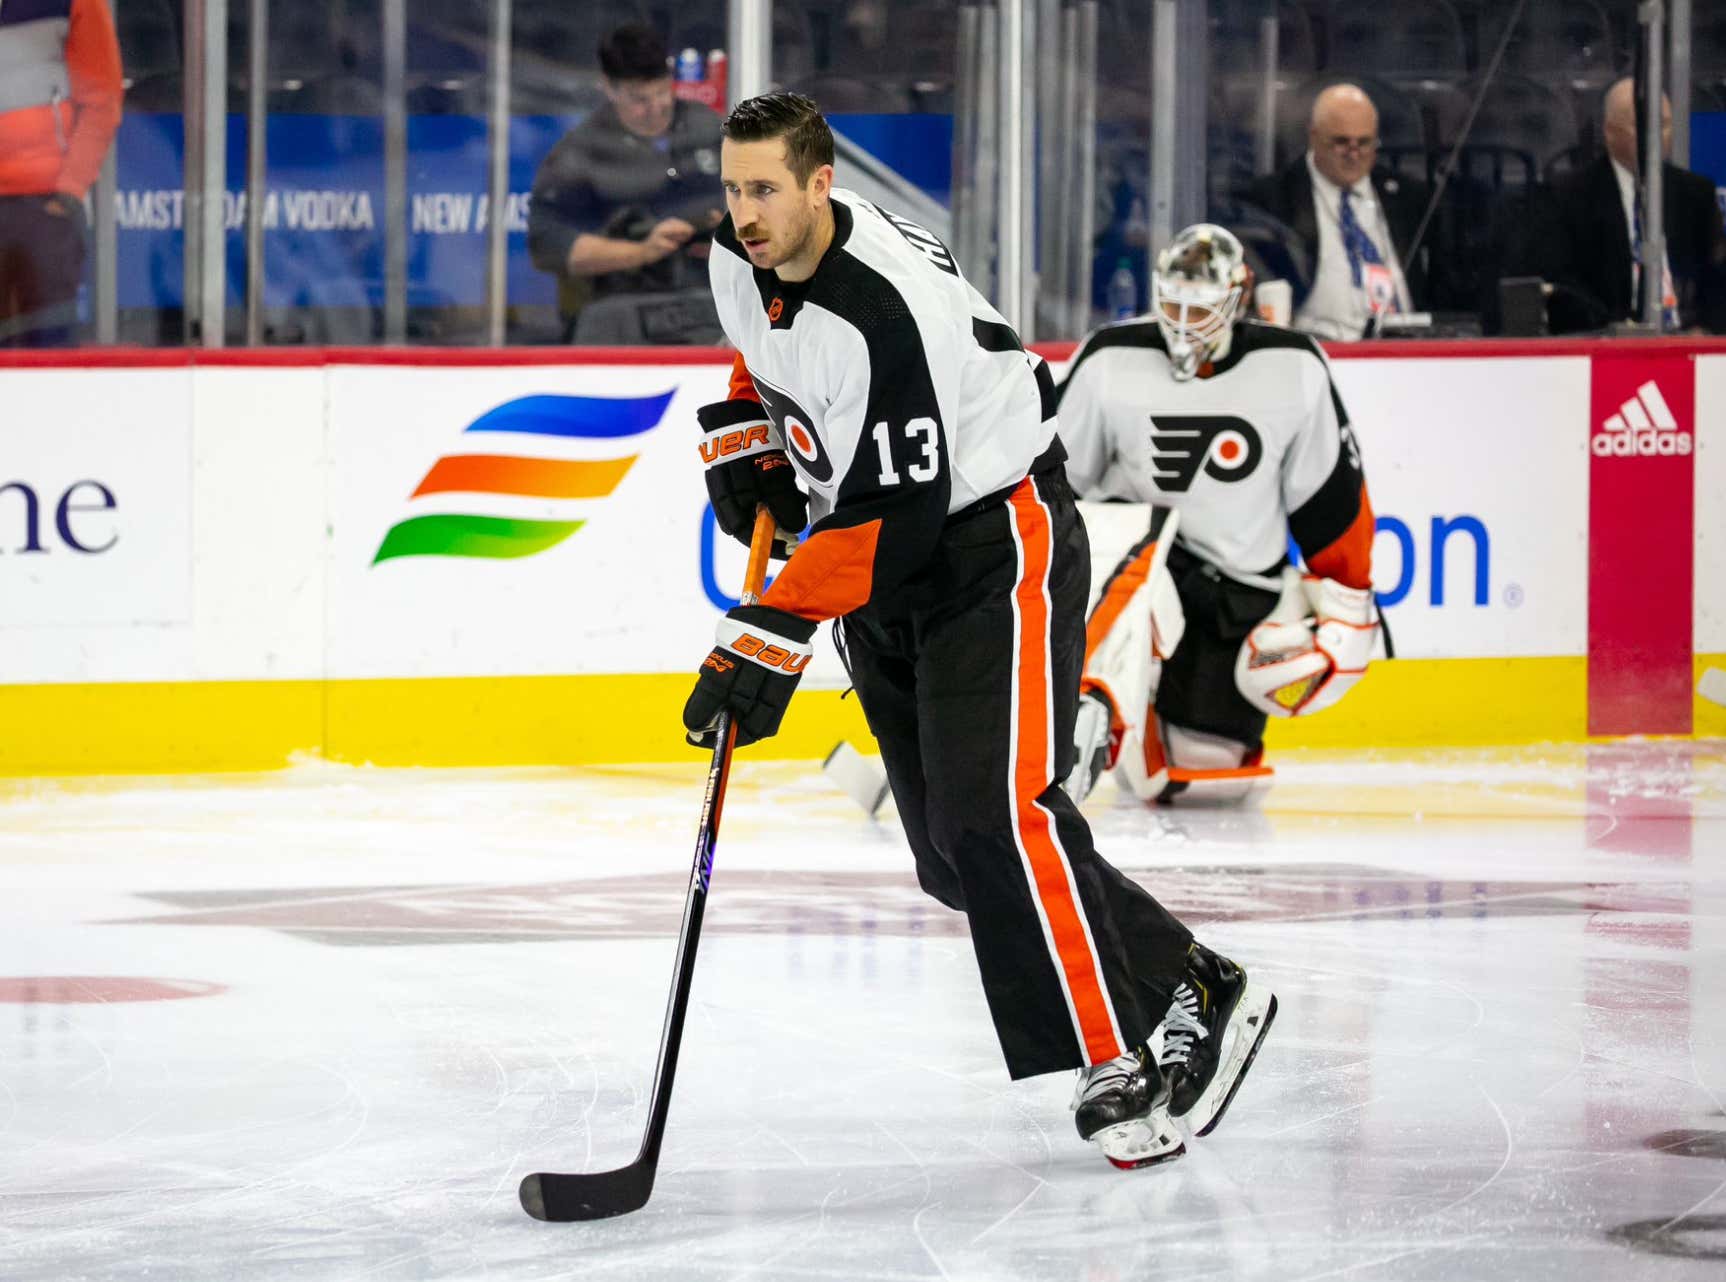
xmin=109 ymin=0 xmax=191 ymax=345
xmin=1201 ymin=0 xmax=1725 ymax=341
xmin=516 ymin=2 xmax=730 ymax=344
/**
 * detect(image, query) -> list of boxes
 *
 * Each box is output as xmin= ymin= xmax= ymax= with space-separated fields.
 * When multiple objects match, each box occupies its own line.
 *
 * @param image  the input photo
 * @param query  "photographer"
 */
xmin=527 ymin=23 xmax=725 ymax=344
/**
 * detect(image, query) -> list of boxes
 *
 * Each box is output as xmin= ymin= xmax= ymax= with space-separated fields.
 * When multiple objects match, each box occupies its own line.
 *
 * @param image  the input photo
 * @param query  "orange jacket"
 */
xmin=0 ymin=0 xmax=123 ymax=198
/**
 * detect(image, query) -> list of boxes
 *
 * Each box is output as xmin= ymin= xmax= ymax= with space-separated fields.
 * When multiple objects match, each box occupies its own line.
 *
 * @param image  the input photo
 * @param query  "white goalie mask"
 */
xmin=1152 ymin=224 xmax=1252 ymax=381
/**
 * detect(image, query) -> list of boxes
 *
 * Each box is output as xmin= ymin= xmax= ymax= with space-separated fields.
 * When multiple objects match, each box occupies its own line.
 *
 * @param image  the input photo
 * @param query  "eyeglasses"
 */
xmin=1323 ymin=134 xmax=1379 ymax=153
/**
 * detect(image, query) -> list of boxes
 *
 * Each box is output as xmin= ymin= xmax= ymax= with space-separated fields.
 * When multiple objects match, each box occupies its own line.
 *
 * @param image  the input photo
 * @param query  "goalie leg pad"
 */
xmin=1073 ymin=508 xmax=1182 ymax=792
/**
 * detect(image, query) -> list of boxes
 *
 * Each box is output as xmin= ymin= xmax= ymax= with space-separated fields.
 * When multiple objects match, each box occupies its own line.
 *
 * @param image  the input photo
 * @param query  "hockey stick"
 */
xmin=520 ymin=506 xmax=779 ymax=1222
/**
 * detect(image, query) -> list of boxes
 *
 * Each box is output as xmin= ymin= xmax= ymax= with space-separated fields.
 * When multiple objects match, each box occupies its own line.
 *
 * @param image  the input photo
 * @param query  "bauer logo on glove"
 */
xmin=697 ymin=400 xmax=809 ymax=559
xmin=683 ymin=605 xmax=817 ymax=748
xmin=1235 ymin=572 xmax=1379 ymax=718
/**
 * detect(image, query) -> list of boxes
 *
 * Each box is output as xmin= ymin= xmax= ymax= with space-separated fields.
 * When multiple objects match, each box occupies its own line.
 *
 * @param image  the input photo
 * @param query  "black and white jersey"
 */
xmin=1057 ymin=318 xmax=1374 ymax=591
xmin=710 ymin=189 xmax=1058 ymax=623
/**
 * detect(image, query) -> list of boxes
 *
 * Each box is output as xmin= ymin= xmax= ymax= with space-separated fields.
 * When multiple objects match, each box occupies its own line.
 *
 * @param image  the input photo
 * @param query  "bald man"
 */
xmin=1533 ymin=77 xmax=1726 ymax=334
xmin=1247 ymin=84 xmax=1433 ymax=340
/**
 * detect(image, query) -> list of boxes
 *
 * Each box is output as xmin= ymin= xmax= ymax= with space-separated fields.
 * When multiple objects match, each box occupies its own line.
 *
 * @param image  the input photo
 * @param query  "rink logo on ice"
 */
xmin=1148 ymin=415 xmax=1263 ymax=491
xmin=1591 ymin=380 xmax=1692 ymax=458
xmin=372 ymin=391 xmax=673 ymax=564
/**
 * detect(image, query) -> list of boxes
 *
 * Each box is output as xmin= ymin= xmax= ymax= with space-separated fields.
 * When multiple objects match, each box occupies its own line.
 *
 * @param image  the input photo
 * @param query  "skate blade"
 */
xmin=1187 ymin=988 xmax=1277 ymax=1139
xmin=1092 ymin=1115 xmax=1186 ymax=1170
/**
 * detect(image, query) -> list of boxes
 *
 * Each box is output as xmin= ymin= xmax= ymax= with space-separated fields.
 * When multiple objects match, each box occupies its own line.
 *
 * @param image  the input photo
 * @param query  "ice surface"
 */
xmin=1 ymin=743 xmax=1723 ymax=1280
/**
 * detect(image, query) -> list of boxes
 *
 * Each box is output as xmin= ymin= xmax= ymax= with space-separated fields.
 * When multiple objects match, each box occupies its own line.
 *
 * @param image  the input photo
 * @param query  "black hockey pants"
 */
xmin=841 ymin=462 xmax=1193 ymax=1080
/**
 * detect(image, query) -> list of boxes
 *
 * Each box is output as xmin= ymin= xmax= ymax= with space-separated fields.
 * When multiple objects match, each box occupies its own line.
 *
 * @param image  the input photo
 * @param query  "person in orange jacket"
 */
xmin=0 ymin=0 xmax=123 ymax=346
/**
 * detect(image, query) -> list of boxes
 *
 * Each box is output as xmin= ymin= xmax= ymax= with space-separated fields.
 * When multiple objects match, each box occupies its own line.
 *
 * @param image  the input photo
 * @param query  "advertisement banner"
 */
xmin=0 ymin=370 xmax=193 ymax=631
xmin=1588 ymin=351 xmax=1695 ymax=734
xmin=1695 ymin=355 xmax=1726 ymax=656
xmin=1289 ymin=357 xmax=1589 ymax=660
xmin=321 ymin=363 xmax=846 ymax=681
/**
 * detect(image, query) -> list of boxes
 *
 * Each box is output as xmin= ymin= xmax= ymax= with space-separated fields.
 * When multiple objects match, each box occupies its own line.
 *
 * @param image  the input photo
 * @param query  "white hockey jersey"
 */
xmin=710 ymin=189 xmax=1058 ymax=623
xmin=1056 ymin=318 xmax=1374 ymax=591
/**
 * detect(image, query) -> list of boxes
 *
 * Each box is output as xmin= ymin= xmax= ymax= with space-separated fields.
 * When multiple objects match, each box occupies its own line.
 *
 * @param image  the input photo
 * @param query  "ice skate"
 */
xmin=1158 ymin=942 xmax=1277 ymax=1137
xmin=1071 ymin=1046 xmax=1186 ymax=1169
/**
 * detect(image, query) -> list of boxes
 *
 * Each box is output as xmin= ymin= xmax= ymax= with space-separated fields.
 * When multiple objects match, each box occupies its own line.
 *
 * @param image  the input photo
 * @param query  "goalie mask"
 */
xmin=1152 ymin=224 xmax=1252 ymax=381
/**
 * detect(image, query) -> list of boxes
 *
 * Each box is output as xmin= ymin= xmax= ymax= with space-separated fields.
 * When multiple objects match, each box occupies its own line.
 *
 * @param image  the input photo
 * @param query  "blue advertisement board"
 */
xmin=1690 ymin=111 xmax=1726 ymax=217
xmin=112 ymin=112 xmax=953 ymax=314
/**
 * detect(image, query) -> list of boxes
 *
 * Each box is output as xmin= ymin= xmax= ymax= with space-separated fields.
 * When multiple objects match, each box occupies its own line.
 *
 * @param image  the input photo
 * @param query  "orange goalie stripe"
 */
xmin=1084 ymin=537 xmax=1161 ymax=667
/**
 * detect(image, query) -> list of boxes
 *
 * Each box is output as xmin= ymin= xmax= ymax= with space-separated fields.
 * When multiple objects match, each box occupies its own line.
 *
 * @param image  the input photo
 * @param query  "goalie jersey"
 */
xmin=710 ymin=188 xmax=1059 ymax=623
xmin=1056 ymin=319 xmax=1375 ymax=593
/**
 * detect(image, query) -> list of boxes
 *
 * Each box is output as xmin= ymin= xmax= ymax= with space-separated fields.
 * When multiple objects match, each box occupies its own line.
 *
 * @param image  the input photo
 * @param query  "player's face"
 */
xmin=722 ymin=138 xmax=832 ymax=278
xmin=604 ymin=75 xmax=675 ymax=139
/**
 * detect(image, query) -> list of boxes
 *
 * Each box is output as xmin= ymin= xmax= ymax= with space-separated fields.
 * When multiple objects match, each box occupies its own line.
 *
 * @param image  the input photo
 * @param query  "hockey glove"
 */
xmin=697 ymin=400 xmax=808 ymax=558
xmin=683 ymin=604 xmax=817 ymax=748
xmin=1235 ymin=574 xmax=1378 ymax=718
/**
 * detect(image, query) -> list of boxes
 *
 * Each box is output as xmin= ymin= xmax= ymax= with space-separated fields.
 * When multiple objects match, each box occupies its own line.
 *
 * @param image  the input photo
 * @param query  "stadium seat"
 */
xmin=1476 ymin=0 xmax=1620 ymax=91
xmin=1430 ymin=74 xmax=1580 ymax=183
xmin=1327 ymin=0 xmax=1468 ymax=85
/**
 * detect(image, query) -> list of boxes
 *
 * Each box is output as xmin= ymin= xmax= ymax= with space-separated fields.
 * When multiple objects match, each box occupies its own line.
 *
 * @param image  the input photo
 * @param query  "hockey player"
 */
xmin=683 ymin=93 xmax=1276 ymax=1168
xmin=1058 ymin=223 xmax=1382 ymax=806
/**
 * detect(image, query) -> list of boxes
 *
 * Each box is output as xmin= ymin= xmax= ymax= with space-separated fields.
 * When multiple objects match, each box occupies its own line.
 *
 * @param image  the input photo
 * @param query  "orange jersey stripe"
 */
xmin=1006 ymin=483 xmax=1125 ymax=1066
xmin=760 ymin=519 xmax=882 ymax=622
xmin=1305 ymin=483 xmax=1375 ymax=590
xmin=728 ymin=352 xmax=761 ymax=403
xmin=411 ymin=454 xmax=635 ymax=500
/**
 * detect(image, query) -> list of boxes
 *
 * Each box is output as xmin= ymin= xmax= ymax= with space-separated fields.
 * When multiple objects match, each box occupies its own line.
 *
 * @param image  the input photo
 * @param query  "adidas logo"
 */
xmin=1592 ymin=380 xmax=1693 ymax=458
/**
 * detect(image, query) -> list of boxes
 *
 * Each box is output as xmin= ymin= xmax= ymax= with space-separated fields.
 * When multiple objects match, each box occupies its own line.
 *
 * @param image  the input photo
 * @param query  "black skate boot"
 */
xmin=1071 ymin=1045 xmax=1185 ymax=1169
xmin=1158 ymin=942 xmax=1277 ymax=1137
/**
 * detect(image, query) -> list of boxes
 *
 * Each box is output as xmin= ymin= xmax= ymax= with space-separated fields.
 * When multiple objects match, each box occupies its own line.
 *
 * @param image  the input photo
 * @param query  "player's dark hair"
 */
xmin=722 ymin=92 xmax=835 ymax=187
xmin=597 ymin=23 xmax=669 ymax=82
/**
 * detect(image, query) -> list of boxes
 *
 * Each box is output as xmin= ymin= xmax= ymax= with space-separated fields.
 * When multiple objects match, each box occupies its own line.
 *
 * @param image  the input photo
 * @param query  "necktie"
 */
xmin=1631 ymin=191 xmax=1681 ymax=329
xmin=1339 ymin=187 xmax=1385 ymax=288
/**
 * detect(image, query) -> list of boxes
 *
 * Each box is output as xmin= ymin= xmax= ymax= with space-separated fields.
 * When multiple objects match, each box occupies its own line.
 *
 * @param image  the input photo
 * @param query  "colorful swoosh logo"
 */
xmin=373 ymin=391 xmax=673 ymax=565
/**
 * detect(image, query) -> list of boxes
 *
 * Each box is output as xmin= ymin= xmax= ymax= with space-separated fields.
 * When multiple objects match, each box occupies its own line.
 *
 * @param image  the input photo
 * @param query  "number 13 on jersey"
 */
xmin=871 ymin=417 xmax=941 ymax=486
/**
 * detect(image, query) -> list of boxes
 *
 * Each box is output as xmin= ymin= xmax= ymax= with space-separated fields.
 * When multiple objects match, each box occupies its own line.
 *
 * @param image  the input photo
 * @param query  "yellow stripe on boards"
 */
xmin=1263 ymin=656 xmax=1589 ymax=749
xmin=1 ymin=653 xmax=1710 ymax=778
xmin=1697 ymin=653 xmax=1726 ymax=738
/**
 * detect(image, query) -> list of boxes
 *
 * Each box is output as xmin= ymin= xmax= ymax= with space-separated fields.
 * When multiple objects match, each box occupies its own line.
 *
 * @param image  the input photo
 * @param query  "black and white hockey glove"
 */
xmin=683 ymin=604 xmax=817 ymax=748
xmin=697 ymin=400 xmax=808 ymax=558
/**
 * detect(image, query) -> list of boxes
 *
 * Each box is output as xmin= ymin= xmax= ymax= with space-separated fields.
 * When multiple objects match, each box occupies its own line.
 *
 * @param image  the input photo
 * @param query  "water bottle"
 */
xmin=676 ymin=48 xmax=703 ymax=82
xmin=1106 ymin=257 xmax=1137 ymax=320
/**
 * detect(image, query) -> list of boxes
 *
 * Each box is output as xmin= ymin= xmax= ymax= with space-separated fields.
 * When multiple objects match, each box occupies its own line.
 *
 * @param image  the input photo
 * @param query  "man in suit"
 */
xmin=1535 ymin=77 xmax=1726 ymax=334
xmin=1246 ymin=84 xmax=1430 ymax=340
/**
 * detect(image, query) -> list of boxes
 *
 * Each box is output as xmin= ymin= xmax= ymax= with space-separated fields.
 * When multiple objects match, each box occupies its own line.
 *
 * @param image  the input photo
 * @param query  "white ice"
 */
xmin=2 ymin=743 xmax=1723 ymax=1280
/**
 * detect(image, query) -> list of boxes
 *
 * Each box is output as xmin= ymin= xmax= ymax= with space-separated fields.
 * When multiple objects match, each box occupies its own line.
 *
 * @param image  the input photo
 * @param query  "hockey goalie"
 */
xmin=1059 ymin=223 xmax=1382 ymax=806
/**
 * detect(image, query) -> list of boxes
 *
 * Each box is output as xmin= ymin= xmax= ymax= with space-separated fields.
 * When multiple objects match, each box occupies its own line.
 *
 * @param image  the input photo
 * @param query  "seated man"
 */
xmin=1533 ymin=77 xmax=1726 ymax=334
xmin=1247 ymin=83 xmax=1427 ymax=340
xmin=1058 ymin=224 xmax=1382 ymax=805
xmin=527 ymin=23 xmax=725 ymax=344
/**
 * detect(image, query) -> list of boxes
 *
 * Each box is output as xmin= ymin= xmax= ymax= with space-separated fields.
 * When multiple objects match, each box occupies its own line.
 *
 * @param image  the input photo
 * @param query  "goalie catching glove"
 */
xmin=683 ymin=605 xmax=817 ymax=748
xmin=1235 ymin=573 xmax=1378 ymax=718
xmin=697 ymin=400 xmax=808 ymax=559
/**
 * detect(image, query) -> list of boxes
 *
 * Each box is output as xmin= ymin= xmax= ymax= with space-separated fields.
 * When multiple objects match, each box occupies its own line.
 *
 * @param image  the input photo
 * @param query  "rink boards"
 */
xmin=0 ymin=339 xmax=1721 ymax=774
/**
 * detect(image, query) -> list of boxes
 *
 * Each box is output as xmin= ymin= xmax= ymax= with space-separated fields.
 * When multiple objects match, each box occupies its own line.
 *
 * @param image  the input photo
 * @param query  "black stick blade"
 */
xmin=520 ymin=1165 xmax=655 ymax=1221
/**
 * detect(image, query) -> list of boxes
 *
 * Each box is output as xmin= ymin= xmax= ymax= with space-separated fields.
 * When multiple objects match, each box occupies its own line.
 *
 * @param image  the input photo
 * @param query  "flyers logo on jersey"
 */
xmin=1148 ymin=415 xmax=1263 ymax=492
xmin=752 ymin=375 xmax=835 ymax=484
